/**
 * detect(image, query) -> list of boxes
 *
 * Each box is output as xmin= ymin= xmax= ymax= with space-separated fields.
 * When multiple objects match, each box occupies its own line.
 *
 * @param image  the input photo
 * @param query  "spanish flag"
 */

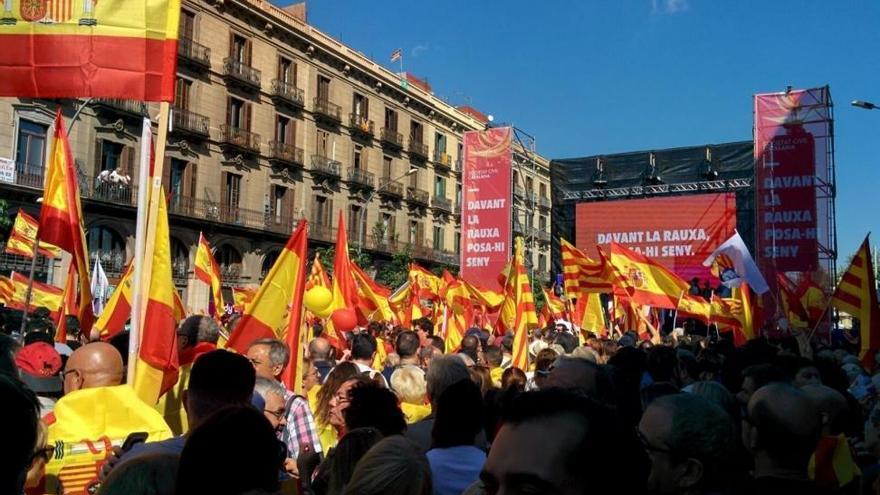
xmin=561 ymin=238 xmax=613 ymax=297
xmin=677 ymin=293 xmax=712 ymax=323
xmin=133 ymin=187 xmax=180 ymax=405
xmin=351 ymin=261 xmax=395 ymax=322
xmin=577 ymin=293 xmax=607 ymax=336
xmin=279 ymin=222 xmax=308 ymax=393
xmin=441 ymin=271 xmax=474 ymax=352
xmin=37 ymin=111 xmax=93 ymax=331
xmin=0 ymin=0 xmax=181 ymax=102
xmin=4 ymin=209 xmax=62 ymax=258
xmin=227 ymin=221 xmax=308 ymax=355
xmin=194 ymin=232 xmax=224 ymax=319
xmin=0 ymin=276 xmax=12 ymax=305
xmin=831 ymin=235 xmax=880 ymax=366
xmin=232 ymin=286 xmax=258 ymax=313
xmin=541 ymin=287 xmax=566 ymax=322
xmin=409 ymin=263 xmax=443 ymax=300
xmin=325 ymin=212 xmax=357 ymax=347
xmin=95 ymin=263 xmax=134 ymax=340
xmin=8 ymin=271 xmax=64 ymax=319
xmin=55 ymin=263 xmax=79 ymax=342
xmin=608 ymin=243 xmax=689 ymax=310
xmin=504 ymin=237 xmax=539 ymax=371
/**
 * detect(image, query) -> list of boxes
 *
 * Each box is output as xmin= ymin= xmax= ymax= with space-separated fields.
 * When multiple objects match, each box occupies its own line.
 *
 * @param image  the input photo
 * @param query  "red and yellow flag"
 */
xmin=541 ymin=287 xmax=566 ymax=322
xmin=227 ymin=221 xmax=309 ymax=355
xmin=0 ymin=276 xmax=12 ymax=305
xmin=133 ymin=187 xmax=180 ymax=405
xmin=578 ymin=293 xmax=607 ymax=336
xmin=677 ymin=293 xmax=712 ymax=323
xmin=440 ymin=271 xmax=474 ymax=352
xmin=778 ymin=272 xmax=809 ymax=328
xmin=37 ymin=111 xmax=93 ymax=331
xmin=351 ymin=262 xmax=394 ymax=322
xmin=608 ymin=243 xmax=689 ymax=309
xmin=95 ymin=264 xmax=134 ymax=340
xmin=561 ymin=238 xmax=613 ymax=297
xmin=306 ymin=253 xmax=331 ymax=291
xmin=232 ymin=286 xmax=258 ymax=313
xmin=194 ymin=232 xmax=224 ymax=319
xmin=503 ymin=237 xmax=539 ymax=371
xmin=8 ymin=271 xmax=64 ymax=320
xmin=54 ymin=263 xmax=79 ymax=342
xmin=0 ymin=0 xmax=181 ymax=101
xmin=4 ymin=209 xmax=62 ymax=258
xmin=279 ymin=223 xmax=309 ymax=393
xmin=798 ymin=276 xmax=827 ymax=325
xmin=831 ymin=236 xmax=880 ymax=365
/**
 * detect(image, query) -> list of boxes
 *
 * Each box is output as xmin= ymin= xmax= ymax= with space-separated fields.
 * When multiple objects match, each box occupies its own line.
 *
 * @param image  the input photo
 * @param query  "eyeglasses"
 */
xmin=264 ymin=408 xmax=287 ymax=420
xmin=31 ymin=446 xmax=54 ymax=463
xmin=636 ymin=429 xmax=675 ymax=456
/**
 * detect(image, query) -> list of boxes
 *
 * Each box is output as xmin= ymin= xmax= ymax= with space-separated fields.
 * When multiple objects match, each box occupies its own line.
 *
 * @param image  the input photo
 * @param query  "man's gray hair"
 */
xmin=253 ymin=376 xmax=287 ymax=401
xmin=425 ymin=355 xmax=470 ymax=408
xmin=249 ymin=338 xmax=290 ymax=368
xmin=308 ymin=337 xmax=331 ymax=360
xmin=197 ymin=317 xmax=221 ymax=344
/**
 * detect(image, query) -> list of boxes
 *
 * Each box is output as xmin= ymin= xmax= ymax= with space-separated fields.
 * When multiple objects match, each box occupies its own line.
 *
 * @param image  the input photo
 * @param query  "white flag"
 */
xmin=702 ymin=231 xmax=769 ymax=294
xmin=90 ymin=256 xmax=110 ymax=316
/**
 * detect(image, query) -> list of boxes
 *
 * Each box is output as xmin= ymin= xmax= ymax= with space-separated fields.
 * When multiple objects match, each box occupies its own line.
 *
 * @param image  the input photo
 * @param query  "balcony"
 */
xmin=171 ymin=107 xmax=210 ymax=138
xmin=172 ymin=258 xmax=189 ymax=284
xmin=0 ymin=252 xmax=51 ymax=276
xmin=91 ymin=251 xmax=127 ymax=279
xmin=538 ymin=196 xmax=551 ymax=210
xmin=432 ymin=195 xmax=452 ymax=213
xmin=93 ymin=98 xmax=145 ymax=117
xmin=349 ymin=114 xmax=375 ymax=139
xmin=514 ymin=186 xmax=526 ymax=198
xmin=220 ymin=263 xmax=242 ymax=283
xmin=309 ymin=223 xmax=335 ymax=243
xmin=380 ymin=128 xmax=404 ymax=150
xmin=346 ymin=167 xmax=375 ymax=189
xmin=165 ymin=196 xmax=301 ymax=234
xmin=536 ymin=229 xmax=551 ymax=244
xmin=313 ymin=98 xmax=342 ymax=123
xmin=411 ymin=242 xmax=434 ymax=261
xmin=222 ymin=57 xmax=261 ymax=90
xmin=377 ymin=177 xmax=404 ymax=199
xmin=366 ymin=235 xmax=400 ymax=254
xmin=406 ymin=187 xmax=430 ymax=207
xmin=455 ymin=157 xmax=463 ymax=175
xmin=434 ymin=150 xmax=453 ymax=171
xmin=6 ymin=162 xmax=44 ymax=189
xmin=178 ymin=37 xmax=211 ymax=68
xmin=408 ymin=140 xmax=429 ymax=160
xmin=513 ymin=221 xmax=526 ymax=235
xmin=270 ymin=79 xmax=305 ymax=108
xmin=310 ymin=154 xmax=342 ymax=179
xmin=267 ymin=141 xmax=304 ymax=167
xmin=433 ymin=249 xmax=459 ymax=266
xmin=80 ymin=175 xmax=136 ymax=207
xmin=219 ymin=125 xmax=261 ymax=154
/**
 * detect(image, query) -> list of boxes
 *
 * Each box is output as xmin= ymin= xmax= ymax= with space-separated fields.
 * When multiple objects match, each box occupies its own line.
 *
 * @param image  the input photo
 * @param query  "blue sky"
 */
xmin=296 ymin=0 xmax=880 ymax=263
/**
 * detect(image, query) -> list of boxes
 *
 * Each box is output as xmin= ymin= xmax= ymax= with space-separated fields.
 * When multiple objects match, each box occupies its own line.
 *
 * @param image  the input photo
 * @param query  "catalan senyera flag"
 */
xmin=441 ymin=271 xmax=474 ymax=352
xmin=37 ymin=111 xmax=93 ymax=331
xmin=306 ymin=253 xmax=331 ymax=291
xmin=608 ymin=243 xmax=689 ymax=310
xmin=194 ymin=232 xmax=224 ymax=319
xmin=55 ymin=263 xmax=79 ymax=342
xmin=4 ymin=209 xmax=62 ymax=258
xmin=541 ymin=287 xmax=566 ymax=321
xmin=8 ymin=271 xmax=64 ymax=319
xmin=561 ymin=238 xmax=613 ymax=297
xmin=831 ymin=235 xmax=880 ymax=365
xmin=226 ymin=221 xmax=309 ymax=355
xmin=504 ymin=237 xmax=539 ymax=371
xmin=0 ymin=0 xmax=181 ymax=101
xmin=95 ymin=263 xmax=133 ymax=340
xmin=133 ymin=187 xmax=180 ymax=405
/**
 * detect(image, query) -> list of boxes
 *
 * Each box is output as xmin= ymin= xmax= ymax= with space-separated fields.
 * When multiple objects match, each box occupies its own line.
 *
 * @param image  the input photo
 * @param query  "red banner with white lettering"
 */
xmin=754 ymin=89 xmax=822 ymax=272
xmin=460 ymin=127 xmax=512 ymax=290
xmin=575 ymin=193 xmax=737 ymax=281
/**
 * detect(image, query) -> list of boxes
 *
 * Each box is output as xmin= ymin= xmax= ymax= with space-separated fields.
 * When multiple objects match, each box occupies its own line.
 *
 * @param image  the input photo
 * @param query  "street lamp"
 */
xmin=358 ymin=166 xmax=418 ymax=255
xmin=852 ymin=100 xmax=878 ymax=110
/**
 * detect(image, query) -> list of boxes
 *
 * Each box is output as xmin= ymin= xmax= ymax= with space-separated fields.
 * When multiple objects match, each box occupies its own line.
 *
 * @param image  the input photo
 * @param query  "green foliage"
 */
xmin=0 ymin=199 xmax=11 ymax=245
xmin=429 ymin=264 xmax=459 ymax=278
xmin=376 ymin=244 xmax=412 ymax=289
xmin=314 ymin=245 xmax=373 ymax=278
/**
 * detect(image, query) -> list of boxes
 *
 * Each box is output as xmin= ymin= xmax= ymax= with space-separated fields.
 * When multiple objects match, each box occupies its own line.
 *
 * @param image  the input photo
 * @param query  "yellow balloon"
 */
xmin=313 ymin=304 xmax=334 ymax=319
xmin=304 ymin=286 xmax=333 ymax=315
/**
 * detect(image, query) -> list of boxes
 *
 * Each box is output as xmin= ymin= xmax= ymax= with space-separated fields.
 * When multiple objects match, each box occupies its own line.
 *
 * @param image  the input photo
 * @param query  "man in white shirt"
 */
xmin=349 ymin=333 xmax=387 ymax=386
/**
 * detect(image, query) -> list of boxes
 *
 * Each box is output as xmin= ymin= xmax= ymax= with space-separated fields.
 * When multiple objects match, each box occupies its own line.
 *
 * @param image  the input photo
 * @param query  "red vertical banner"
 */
xmin=460 ymin=127 xmax=512 ymax=291
xmin=754 ymin=89 xmax=824 ymax=273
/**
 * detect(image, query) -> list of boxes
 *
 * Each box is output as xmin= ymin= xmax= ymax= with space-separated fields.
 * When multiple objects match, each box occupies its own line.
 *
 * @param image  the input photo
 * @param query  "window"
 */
xmin=277 ymin=56 xmax=295 ymax=85
xmin=312 ymin=195 xmax=332 ymax=227
xmin=217 ymin=245 xmax=243 ymax=279
xmin=434 ymin=132 xmax=446 ymax=153
xmin=526 ymin=176 xmax=534 ymax=194
xmin=457 ymin=141 xmax=463 ymax=162
xmin=317 ymin=75 xmax=330 ymax=101
xmin=230 ymin=34 xmax=249 ymax=64
xmin=227 ymin=96 xmax=249 ymax=129
xmin=180 ymin=10 xmax=195 ymax=39
xmin=87 ymin=226 xmax=126 ymax=275
xmin=276 ymin=115 xmax=294 ymax=144
xmin=94 ymin=140 xmax=133 ymax=177
xmin=380 ymin=213 xmax=394 ymax=241
xmin=269 ymin=185 xmax=293 ymax=224
xmin=410 ymin=121 xmax=423 ymax=144
xmin=539 ymin=183 xmax=547 ymax=199
xmin=349 ymin=205 xmax=363 ymax=241
xmin=15 ymin=120 xmax=48 ymax=176
xmin=409 ymin=220 xmax=421 ymax=245
xmin=222 ymin=172 xmax=241 ymax=213
xmin=354 ymin=144 xmax=367 ymax=170
xmin=171 ymin=238 xmax=189 ymax=281
xmin=539 ymin=215 xmax=547 ymax=231
xmin=166 ymin=158 xmax=196 ymax=209
xmin=175 ymin=77 xmax=192 ymax=110
xmin=262 ymin=250 xmax=280 ymax=277
xmin=384 ymin=108 xmax=398 ymax=131
xmin=433 ymin=226 xmax=443 ymax=250
xmin=513 ymin=171 xmax=519 ymax=188
xmin=383 ymin=156 xmax=392 ymax=178
xmin=538 ymin=254 xmax=547 ymax=273
xmin=316 ymin=129 xmax=330 ymax=156
xmin=454 ymin=232 xmax=461 ymax=254
xmin=434 ymin=176 xmax=446 ymax=198
xmin=455 ymin=183 xmax=462 ymax=209
xmin=353 ymin=93 xmax=368 ymax=118
xmin=409 ymin=169 xmax=418 ymax=189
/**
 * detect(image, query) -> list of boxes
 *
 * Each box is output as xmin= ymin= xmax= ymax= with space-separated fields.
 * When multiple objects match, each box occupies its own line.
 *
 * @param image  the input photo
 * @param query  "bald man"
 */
xmin=743 ymin=383 xmax=822 ymax=494
xmin=36 ymin=343 xmax=172 ymax=494
xmin=801 ymin=384 xmax=849 ymax=436
xmin=307 ymin=337 xmax=334 ymax=382
xmin=802 ymin=384 xmax=859 ymax=492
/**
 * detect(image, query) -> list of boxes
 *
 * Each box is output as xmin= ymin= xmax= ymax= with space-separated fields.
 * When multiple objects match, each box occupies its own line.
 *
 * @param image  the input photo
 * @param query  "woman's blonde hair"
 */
xmin=342 ymin=436 xmax=431 ymax=495
xmin=390 ymin=365 xmax=427 ymax=405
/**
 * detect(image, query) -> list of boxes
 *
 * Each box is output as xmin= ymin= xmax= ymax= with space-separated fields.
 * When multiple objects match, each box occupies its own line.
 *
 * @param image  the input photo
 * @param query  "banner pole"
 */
xmin=671 ymin=290 xmax=684 ymax=332
xmin=17 ymin=236 xmax=41 ymax=341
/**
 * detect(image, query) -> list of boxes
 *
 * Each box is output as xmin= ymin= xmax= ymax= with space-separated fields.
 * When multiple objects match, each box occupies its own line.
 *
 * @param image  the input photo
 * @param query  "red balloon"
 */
xmin=331 ymin=308 xmax=358 ymax=331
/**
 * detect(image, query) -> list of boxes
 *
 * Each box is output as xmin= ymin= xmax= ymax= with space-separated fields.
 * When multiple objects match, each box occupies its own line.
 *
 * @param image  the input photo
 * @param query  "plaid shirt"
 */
xmin=282 ymin=390 xmax=322 ymax=458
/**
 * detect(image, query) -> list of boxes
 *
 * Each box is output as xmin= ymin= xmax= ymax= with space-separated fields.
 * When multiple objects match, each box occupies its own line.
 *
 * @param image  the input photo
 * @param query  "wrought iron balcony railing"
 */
xmin=222 ymin=57 xmax=261 ymax=88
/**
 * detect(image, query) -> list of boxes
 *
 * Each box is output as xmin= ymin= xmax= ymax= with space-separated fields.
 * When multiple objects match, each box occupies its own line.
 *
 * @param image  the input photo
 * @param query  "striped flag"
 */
xmin=306 ymin=253 xmax=331 ymax=291
xmin=390 ymin=48 xmax=402 ymax=63
xmin=8 ymin=271 xmax=64 ymax=320
xmin=95 ymin=264 xmax=134 ymax=340
xmin=351 ymin=261 xmax=395 ymax=322
xmin=831 ymin=235 xmax=880 ymax=366
xmin=561 ymin=238 xmax=613 ymax=297
xmin=502 ymin=237 xmax=539 ymax=370
xmin=4 ymin=209 xmax=62 ymax=258
xmin=55 ymin=263 xmax=79 ymax=342
xmin=440 ymin=270 xmax=475 ymax=352
xmin=193 ymin=232 xmax=224 ymax=320
xmin=0 ymin=276 xmax=12 ymax=305
xmin=608 ymin=243 xmax=690 ymax=310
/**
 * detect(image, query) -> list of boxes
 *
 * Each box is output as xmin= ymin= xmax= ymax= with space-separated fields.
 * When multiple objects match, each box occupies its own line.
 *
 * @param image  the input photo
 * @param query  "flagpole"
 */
xmin=671 ymin=289 xmax=684 ymax=331
xmin=16 ymin=235 xmax=42 ymax=341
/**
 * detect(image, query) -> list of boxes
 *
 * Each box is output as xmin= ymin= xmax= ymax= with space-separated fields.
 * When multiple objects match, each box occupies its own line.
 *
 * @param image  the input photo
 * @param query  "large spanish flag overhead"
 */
xmin=608 ymin=243 xmax=689 ymax=310
xmin=38 ymin=111 xmax=94 ymax=330
xmin=227 ymin=220 xmax=309 ymax=354
xmin=133 ymin=187 xmax=180 ymax=405
xmin=194 ymin=232 xmax=224 ymax=320
xmin=0 ymin=0 xmax=180 ymax=101
xmin=832 ymin=235 xmax=880 ymax=365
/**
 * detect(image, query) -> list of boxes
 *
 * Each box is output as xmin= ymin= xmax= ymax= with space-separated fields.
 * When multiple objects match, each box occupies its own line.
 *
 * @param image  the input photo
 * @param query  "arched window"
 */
xmin=171 ymin=238 xmax=189 ymax=282
xmin=261 ymin=250 xmax=280 ymax=278
xmin=216 ymin=244 xmax=243 ymax=281
xmin=87 ymin=226 xmax=126 ymax=276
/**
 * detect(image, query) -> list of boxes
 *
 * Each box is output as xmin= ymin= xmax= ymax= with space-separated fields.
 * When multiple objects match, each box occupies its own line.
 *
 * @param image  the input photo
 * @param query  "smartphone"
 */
xmin=121 ymin=432 xmax=149 ymax=452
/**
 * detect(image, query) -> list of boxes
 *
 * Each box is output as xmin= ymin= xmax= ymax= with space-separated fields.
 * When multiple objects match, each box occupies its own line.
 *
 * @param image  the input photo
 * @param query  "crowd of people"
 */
xmin=4 ymin=309 xmax=880 ymax=494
